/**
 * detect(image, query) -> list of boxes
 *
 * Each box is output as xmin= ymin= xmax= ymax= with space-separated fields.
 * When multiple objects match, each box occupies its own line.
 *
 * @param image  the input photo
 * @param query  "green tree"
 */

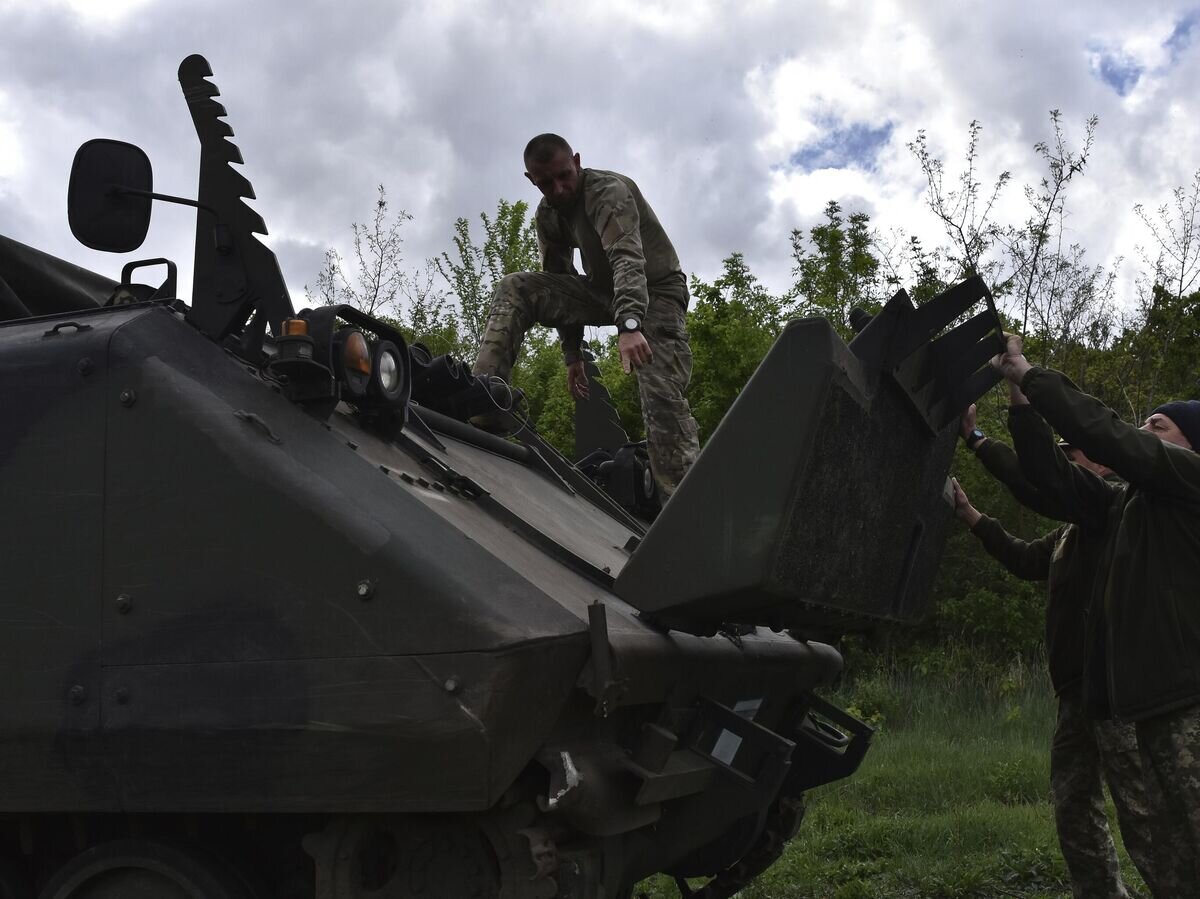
xmin=434 ymin=199 xmax=539 ymax=355
xmin=510 ymin=332 xmax=577 ymax=455
xmin=790 ymin=200 xmax=882 ymax=338
xmin=687 ymin=252 xmax=788 ymax=441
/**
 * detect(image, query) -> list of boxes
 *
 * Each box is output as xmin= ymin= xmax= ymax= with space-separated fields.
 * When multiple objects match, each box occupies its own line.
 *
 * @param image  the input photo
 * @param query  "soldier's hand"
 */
xmin=990 ymin=331 xmax=1032 ymax=383
xmin=960 ymin=404 xmax=977 ymax=439
xmin=566 ymin=361 xmax=590 ymax=400
xmin=619 ymin=331 xmax=653 ymax=373
xmin=951 ymin=478 xmax=982 ymax=527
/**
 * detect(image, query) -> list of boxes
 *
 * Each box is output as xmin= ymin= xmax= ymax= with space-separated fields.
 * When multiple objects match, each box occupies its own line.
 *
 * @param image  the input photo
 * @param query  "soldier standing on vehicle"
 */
xmin=993 ymin=333 xmax=1200 ymax=894
xmin=954 ymin=391 xmax=1162 ymax=899
xmin=471 ymin=133 xmax=700 ymax=498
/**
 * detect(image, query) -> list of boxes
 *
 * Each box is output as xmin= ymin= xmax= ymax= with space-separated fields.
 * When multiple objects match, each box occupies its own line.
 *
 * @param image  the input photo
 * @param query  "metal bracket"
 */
xmin=587 ymin=602 xmax=622 ymax=717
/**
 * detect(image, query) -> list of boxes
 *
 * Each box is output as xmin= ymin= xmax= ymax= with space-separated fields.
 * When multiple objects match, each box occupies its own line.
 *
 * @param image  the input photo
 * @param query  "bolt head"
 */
xmin=119 ymin=389 xmax=137 ymax=407
xmin=356 ymin=580 xmax=374 ymax=600
xmin=444 ymin=677 xmax=460 ymax=694
xmin=77 ymin=357 xmax=94 ymax=376
xmin=68 ymin=685 xmax=86 ymax=706
xmin=115 ymin=594 xmax=132 ymax=614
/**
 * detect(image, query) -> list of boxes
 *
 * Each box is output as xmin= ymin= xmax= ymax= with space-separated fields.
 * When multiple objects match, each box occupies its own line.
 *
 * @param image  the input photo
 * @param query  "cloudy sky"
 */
xmin=2 ymin=0 xmax=1199 ymax=314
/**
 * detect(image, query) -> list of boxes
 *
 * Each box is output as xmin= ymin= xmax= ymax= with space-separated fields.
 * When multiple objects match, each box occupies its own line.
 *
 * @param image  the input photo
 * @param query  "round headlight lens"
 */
xmin=369 ymin=338 xmax=410 ymax=413
xmin=379 ymin=349 xmax=399 ymax=393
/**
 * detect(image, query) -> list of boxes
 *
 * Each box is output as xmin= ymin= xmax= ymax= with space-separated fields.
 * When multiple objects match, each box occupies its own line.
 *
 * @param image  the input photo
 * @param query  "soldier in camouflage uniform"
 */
xmin=995 ymin=335 xmax=1200 ymax=895
xmin=472 ymin=133 xmax=700 ymax=498
xmin=954 ymin=396 xmax=1163 ymax=899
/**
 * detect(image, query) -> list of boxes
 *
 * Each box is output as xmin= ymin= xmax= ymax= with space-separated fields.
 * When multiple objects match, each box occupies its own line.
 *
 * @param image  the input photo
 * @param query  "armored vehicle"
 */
xmin=0 ymin=56 xmax=1002 ymax=898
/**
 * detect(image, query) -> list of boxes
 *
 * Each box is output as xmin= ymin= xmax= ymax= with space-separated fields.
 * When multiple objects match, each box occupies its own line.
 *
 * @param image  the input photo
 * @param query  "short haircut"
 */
xmin=524 ymin=133 xmax=573 ymax=165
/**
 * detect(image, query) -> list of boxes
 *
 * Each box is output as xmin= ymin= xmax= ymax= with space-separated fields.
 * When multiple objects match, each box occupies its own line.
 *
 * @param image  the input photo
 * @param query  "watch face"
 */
xmin=623 ymin=317 xmax=639 ymax=331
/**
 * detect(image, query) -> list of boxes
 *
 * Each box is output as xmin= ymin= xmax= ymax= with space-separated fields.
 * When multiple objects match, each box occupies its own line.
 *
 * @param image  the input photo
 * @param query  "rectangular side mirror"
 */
xmin=68 ymin=139 xmax=153 ymax=253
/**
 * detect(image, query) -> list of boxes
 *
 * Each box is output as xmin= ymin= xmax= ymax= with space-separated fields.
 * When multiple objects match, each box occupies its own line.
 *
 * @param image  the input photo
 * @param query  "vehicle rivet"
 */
xmin=77 ymin=357 xmax=94 ymax=376
xmin=115 ymin=688 xmax=130 ymax=705
xmin=68 ymin=685 xmax=86 ymax=706
xmin=356 ymin=580 xmax=374 ymax=600
xmin=444 ymin=678 xmax=460 ymax=694
xmin=119 ymin=389 xmax=137 ymax=407
xmin=115 ymin=594 xmax=132 ymax=614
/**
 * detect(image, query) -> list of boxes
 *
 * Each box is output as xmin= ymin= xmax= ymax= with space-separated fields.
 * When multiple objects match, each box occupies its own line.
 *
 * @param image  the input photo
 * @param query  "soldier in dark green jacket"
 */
xmin=994 ymin=334 xmax=1200 ymax=892
xmin=472 ymin=133 xmax=700 ymax=498
xmin=955 ymin=398 xmax=1160 ymax=899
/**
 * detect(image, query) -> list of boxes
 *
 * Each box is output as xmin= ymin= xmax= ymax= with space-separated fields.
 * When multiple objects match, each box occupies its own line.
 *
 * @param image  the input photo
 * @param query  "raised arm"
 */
xmin=1007 ymin=402 xmax=1118 ymax=529
xmin=952 ymin=478 xmax=1055 ymax=581
xmin=961 ymin=404 xmax=1076 ymax=521
xmin=995 ymin=339 xmax=1200 ymax=499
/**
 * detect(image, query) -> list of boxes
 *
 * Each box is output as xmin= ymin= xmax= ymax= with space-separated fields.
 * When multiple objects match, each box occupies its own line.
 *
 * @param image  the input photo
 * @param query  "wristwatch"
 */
xmin=965 ymin=428 xmax=986 ymax=450
xmin=617 ymin=316 xmax=641 ymax=334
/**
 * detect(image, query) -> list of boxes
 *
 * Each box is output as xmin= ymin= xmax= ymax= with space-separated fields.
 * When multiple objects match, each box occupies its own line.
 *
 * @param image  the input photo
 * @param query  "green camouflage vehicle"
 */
xmin=0 ymin=55 xmax=1001 ymax=899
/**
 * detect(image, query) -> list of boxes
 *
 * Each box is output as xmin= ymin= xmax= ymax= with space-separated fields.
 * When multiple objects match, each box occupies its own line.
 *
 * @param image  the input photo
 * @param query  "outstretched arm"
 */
xmin=961 ymin=404 xmax=1077 ymax=521
xmin=1008 ymin=403 xmax=1117 ymax=529
xmin=994 ymin=335 xmax=1200 ymax=499
xmin=952 ymin=478 xmax=1055 ymax=581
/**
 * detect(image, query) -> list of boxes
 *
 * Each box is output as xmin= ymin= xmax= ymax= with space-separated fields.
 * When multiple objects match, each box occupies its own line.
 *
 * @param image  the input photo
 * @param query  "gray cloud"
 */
xmin=3 ymin=0 xmax=1200 ymax=315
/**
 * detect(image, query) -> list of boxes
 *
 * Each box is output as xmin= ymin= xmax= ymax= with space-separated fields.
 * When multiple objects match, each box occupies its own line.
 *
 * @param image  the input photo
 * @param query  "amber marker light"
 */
xmin=332 ymin=327 xmax=373 ymax=399
xmin=343 ymin=331 xmax=372 ymax=375
xmin=281 ymin=318 xmax=309 ymax=337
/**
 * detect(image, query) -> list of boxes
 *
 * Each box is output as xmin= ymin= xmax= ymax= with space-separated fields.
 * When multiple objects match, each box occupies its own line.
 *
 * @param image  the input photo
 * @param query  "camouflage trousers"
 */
xmin=1135 ymin=703 xmax=1200 ymax=896
xmin=1051 ymin=692 xmax=1163 ymax=898
xmin=472 ymin=271 xmax=700 ymax=498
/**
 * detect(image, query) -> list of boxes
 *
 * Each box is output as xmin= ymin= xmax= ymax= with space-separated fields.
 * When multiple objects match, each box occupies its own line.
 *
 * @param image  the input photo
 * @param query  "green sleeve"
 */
xmin=585 ymin=174 xmax=649 ymax=323
xmin=1022 ymin=367 xmax=1200 ymax=500
xmin=970 ymin=516 xmax=1056 ymax=581
xmin=974 ymin=437 xmax=1072 ymax=521
xmin=1008 ymin=404 xmax=1117 ymax=527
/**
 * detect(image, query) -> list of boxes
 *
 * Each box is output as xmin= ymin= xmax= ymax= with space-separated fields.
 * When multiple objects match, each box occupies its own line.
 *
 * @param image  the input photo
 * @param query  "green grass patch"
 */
xmin=635 ymin=657 xmax=1149 ymax=898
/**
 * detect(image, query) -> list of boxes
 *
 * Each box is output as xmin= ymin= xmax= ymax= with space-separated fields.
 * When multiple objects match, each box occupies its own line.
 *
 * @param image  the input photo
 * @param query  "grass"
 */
xmin=634 ymin=655 xmax=1149 ymax=898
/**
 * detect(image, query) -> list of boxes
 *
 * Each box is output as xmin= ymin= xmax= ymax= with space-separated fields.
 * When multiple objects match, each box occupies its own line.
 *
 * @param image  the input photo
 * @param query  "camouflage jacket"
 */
xmin=1021 ymin=366 xmax=1200 ymax=721
xmin=536 ymin=168 xmax=685 ymax=358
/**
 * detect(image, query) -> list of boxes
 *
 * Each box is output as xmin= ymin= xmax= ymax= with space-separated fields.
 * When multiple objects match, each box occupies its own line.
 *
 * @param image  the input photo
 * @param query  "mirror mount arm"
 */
xmin=111 ymin=187 xmax=231 ymax=254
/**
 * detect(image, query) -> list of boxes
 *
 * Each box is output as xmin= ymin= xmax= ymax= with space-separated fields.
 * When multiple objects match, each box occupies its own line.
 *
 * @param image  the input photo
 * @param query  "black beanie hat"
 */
xmin=1152 ymin=400 xmax=1200 ymax=451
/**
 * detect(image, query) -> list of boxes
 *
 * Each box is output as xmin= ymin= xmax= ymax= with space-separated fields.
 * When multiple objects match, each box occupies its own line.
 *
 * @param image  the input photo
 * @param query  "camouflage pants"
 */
xmin=1135 ymin=703 xmax=1200 ymax=896
xmin=1051 ymin=693 xmax=1162 ymax=898
xmin=472 ymin=271 xmax=700 ymax=498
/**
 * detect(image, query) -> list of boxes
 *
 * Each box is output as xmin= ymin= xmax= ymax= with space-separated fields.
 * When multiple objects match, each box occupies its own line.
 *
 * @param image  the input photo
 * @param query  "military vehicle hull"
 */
xmin=0 ymin=294 xmax=863 ymax=897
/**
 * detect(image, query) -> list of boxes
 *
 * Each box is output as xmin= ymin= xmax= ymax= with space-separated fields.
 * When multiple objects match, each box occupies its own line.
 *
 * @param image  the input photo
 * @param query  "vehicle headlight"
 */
xmin=332 ymin=327 xmax=371 ymax=399
xmin=370 ymin=339 xmax=408 ymax=407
